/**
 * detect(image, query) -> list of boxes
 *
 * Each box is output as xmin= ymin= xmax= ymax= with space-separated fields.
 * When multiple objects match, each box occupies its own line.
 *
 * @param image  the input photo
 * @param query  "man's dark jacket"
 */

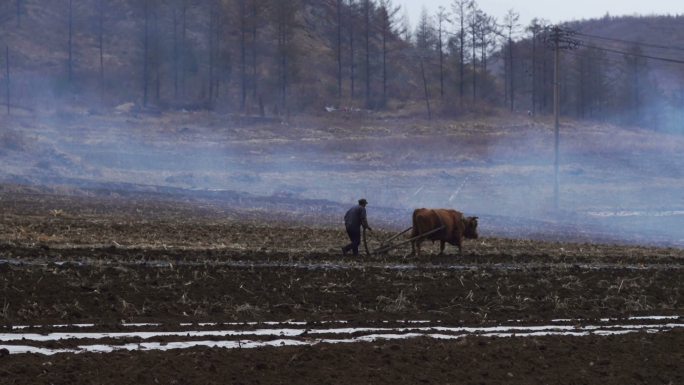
xmin=344 ymin=205 xmax=369 ymax=230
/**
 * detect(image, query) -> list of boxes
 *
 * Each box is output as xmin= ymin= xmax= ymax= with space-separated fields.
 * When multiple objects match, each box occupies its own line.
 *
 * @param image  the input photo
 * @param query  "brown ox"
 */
xmin=411 ymin=208 xmax=479 ymax=256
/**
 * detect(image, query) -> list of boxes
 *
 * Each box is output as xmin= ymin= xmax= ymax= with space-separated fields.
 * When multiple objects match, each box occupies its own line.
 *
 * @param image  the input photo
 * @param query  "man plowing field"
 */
xmin=342 ymin=198 xmax=372 ymax=256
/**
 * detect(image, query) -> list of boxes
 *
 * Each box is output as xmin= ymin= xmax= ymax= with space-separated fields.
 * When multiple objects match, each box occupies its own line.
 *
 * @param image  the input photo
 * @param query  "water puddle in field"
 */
xmin=2 ymin=316 xmax=681 ymax=355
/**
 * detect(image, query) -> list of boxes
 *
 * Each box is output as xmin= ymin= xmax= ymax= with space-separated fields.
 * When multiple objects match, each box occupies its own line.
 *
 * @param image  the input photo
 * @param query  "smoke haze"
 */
xmin=2 ymin=108 xmax=682 ymax=247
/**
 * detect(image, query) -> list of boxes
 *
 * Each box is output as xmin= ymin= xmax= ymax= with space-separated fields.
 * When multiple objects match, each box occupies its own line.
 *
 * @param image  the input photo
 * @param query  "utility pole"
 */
xmin=553 ymin=34 xmax=560 ymax=209
xmin=546 ymin=26 xmax=579 ymax=209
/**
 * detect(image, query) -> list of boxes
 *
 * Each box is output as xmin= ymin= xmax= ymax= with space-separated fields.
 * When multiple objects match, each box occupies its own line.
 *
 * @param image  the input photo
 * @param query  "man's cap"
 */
xmin=358 ymin=198 xmax=368 ymax=205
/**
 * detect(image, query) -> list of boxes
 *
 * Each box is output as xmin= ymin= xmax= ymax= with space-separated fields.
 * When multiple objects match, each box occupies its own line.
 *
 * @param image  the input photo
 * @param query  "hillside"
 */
xmin=0 ymin=3 xmax=683 ymax=130
xmin=0 ymin=0 xmax=414 ymax=114
xmin=566 ymin=15 xmax=684 ymax=93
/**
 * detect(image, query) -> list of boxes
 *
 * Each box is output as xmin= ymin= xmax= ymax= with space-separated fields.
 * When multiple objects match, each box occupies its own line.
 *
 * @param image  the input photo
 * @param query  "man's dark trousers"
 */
xmin=343 ymin=225 xmax=361 ymax=256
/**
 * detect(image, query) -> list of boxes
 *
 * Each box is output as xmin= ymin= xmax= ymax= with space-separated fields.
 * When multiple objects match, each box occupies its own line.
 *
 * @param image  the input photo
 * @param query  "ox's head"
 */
xmin=463 ymin=216 xmax=479 ymax=239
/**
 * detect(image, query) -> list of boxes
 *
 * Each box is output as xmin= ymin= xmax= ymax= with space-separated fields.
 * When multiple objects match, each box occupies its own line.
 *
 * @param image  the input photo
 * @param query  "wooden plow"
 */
xmin=363 ymin=225 xmax=445 ymax=256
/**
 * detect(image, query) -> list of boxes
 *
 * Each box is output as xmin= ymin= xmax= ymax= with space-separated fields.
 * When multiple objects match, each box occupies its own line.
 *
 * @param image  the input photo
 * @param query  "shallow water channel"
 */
xmin=2 ymin=316 xmax=681 ymax=356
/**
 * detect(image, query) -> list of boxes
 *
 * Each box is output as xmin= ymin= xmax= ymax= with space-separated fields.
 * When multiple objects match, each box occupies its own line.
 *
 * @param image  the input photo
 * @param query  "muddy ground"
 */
xmin=0 ymin=186 xmax=682 ymax=384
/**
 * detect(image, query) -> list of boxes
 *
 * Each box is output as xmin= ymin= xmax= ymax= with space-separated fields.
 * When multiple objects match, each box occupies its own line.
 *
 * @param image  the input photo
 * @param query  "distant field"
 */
xmin=1 ymin=108 xmax=683 ymax=246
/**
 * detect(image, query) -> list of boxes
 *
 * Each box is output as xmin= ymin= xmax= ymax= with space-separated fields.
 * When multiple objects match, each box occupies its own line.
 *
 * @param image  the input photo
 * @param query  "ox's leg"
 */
xmin=439 ymin=240 xmax=445 ymax=256
xmin=456 ymin=234 xmax=463 ymax=254
xmin=414 ymin=239 xmax=422 ymax=257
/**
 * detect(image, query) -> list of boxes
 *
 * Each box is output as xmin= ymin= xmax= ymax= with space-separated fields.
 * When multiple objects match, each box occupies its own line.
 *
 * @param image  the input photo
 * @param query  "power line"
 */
xmin=580 ymin=42 xmax=684 ymax=65
xmin=573 ymin=31 xmax=684 ymax=53
xmin=537 ymin=26 xmax=684 ymax=65
xmin=564 ymin=45 xmax=678 ymax=66
xmin=563 ymin=50 xmax=631 ymax=67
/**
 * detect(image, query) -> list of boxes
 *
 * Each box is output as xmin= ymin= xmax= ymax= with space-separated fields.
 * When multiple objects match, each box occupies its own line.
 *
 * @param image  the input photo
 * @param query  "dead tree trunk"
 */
xmin=5 ymin=46 xmax=9 ymax=115
xmin=98 ymin=0 xmax=105 ymax=102
xmin=68 ymin=0 xmax=73 ymax=83
xmin=420 ymin=58 xmax=431 ymax=120
xmin=143 ymin=0 xmax=150 ymax=107
xmin=349 ymin=0 xmax=355 ymax=99
xmin=239 ymin=0 xmax=247 ymax=110
xmin=16 ymin=0 xmax=21 ymax=28
xmin=364 ymin=0 xmax=370 ymax=108
xmin=337 ymin=0 xmax=343 ymax=98
xmin=250 ymin=0 xmax=259 ymax=101
xmin=208 ymin=3 xmax=215 ymax=108
xmin=173 ymin=9 xmax=179 ymax=99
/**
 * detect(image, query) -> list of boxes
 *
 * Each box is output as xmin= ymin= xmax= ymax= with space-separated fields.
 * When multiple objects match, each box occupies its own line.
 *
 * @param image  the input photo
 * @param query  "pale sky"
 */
xmin=398 ymin=0 xmax=684 ymax=31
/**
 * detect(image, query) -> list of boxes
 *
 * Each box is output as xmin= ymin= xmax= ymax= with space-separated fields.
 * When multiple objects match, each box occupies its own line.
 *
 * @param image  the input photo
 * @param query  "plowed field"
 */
xmin=1 ymin=187 xmax=682 ymax=384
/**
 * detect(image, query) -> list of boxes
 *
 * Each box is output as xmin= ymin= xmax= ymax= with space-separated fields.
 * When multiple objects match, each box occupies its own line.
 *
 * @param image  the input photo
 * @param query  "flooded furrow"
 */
xmin=5 ymin=315 xmax=681 ymax=331
xmin=0 ymin=258 xmax=680 ymax=271
xmin=2 ymin=318 xmax=682 ymax=356
xmin=3 ymin=324 xmax=681 ymax=356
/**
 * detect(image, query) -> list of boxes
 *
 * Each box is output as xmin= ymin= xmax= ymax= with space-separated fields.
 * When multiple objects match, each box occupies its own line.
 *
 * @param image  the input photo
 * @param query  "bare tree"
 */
xmin=478 ymin=13 xmax=497 ymax=73
xmin=214 ymin=0 xmax=226 ymax=100
xmin=435 ymin=6 xmax=449 ymax=98
xmin=336 ymin=0 xmax=343 ymax=98
xmin=461 ymin=7 xmax=497 ymax=102
xmin=67 ymin=0 xmax=73 ymax=84
xmin=398 ymin=8 xmax=412 ymax=42
xmin=526 ymin=18 xmax=544 ymax=115
xmin=181 ymin=0 xmax=188 ymax=97
xmin=451 ymin=0 xmax=471 ymax=106
xmin=142 ymin=0 xmax=151 ymax=106
xmin=348 ymin=0 xmax=357 ymax=99
xmin=415 ymin=7 xmax=435 ymax=112
xmin=468 ymin=3 xmax=480 ymax=100
xmin=420 ymin=57 xmax=431 ymax=119
xmin=363 ymin=0 xmax=371 ymax=107
xmin=414 ymin=7 xmax=435 ymax=56
xmin=250 ymin=0 xmax=262 ymax=102
xmin=572 ymin=46 xmax=609 ymax=119
xmin=97 ymin=0 xmax=105 ymax=102
xmin=173 ymin=0 xmax=187 ymax=101
xmin=502 ymin=9 xmax=520 ymax=111
xmin=152 ymin=3 xmax=162 ymax=103
xmin=620 ymin=44 xmax=650 ymax=124
xmin=5 ymin=46 xmax=9 ymax=114
xmin=207 ymin=0 xmax=218 ymax=107
xmin=16 ymin=0 xmax=22 ymax=28
xmin=237 ymin=0 xmax=248 ymax=110
xmin=270 ymin=0 xmax=300 ymax=109
xmin=378 ymin=0 xmax=400 ymax=106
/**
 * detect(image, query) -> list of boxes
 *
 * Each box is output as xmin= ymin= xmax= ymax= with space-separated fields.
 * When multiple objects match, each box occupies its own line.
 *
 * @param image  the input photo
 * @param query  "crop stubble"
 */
xmin=0 ymin=188 xmax=682 ymax=384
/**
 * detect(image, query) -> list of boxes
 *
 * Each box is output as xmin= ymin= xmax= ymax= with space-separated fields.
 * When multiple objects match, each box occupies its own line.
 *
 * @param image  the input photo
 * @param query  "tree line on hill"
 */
xmin=1 ymin=0 xmax=683 ymax=132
